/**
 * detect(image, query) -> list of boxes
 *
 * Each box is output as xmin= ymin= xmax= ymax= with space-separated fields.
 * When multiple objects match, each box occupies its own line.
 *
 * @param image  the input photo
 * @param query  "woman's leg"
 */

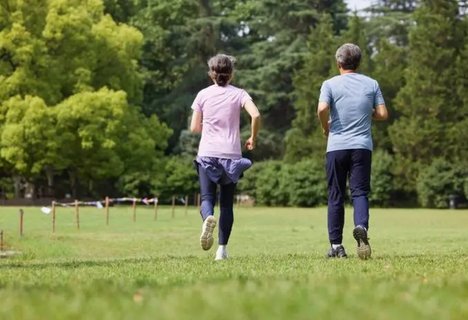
xmin=218 ymin=182 xmax=236 ymax=245
xmin=197 ymin=166 xmax=218 ymax=251
xmin=198 ymin=167 xmax=217 ymax=221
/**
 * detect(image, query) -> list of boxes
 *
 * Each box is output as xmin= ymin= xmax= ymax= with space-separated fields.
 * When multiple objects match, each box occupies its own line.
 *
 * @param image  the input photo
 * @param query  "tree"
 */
xmin=234 ymin=0 xmax=348 ymax=160
xmin=389 ymin=0 xmax=465 ymax=192
xmin=450 ymin=16 xmax=468 ymax=163
xmin=340 ymin=13 xmax=372 ymax=74
xmin=366 ymin=0 xmax=417 ymax=47
xmin=284 ymin=13 xmax=336 ymax=163
xmin=52 ymin=88 xmax=171 ymax=198
xmin=0 ymin=95 xmax=56 ymax=198
xmin=0 ymin=0 xmax=170 ymax=197
xmin=370 ymin=39 xmax=408 ymax=151
xmin=0 ymin=0 xmax=143 ymax=105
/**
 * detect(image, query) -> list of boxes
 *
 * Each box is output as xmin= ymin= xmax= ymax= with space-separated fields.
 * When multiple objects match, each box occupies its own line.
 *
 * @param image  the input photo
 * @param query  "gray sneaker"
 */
xmin=353 ymin=225 xmax=371 ymax=259
xmin=326 ymin=245 xmax=348 ymax=258
xmin=200 ymin=216 xmax=216 ymax=250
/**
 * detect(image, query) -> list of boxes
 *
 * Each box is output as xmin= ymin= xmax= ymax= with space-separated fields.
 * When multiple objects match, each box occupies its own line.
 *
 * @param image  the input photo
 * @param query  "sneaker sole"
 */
xmin=214 ymin=254 xmax=228 ymax=261
xmin=353 ymin=227 xmax=371 ymax=260
xmin=200 ymin=216 xmax=216 ymax=251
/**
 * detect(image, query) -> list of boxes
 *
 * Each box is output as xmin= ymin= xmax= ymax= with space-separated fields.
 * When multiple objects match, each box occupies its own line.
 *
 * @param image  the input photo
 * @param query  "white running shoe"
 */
xmin=200 ymin=216 xmax=216 ymax=250
xmin=215 ymin=246 xmax=228 ymax=261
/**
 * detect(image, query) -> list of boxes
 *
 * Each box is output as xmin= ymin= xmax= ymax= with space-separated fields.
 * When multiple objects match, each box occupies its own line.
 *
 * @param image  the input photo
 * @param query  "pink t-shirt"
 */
xmin=191 ymin=84 xmax=252 ymax=159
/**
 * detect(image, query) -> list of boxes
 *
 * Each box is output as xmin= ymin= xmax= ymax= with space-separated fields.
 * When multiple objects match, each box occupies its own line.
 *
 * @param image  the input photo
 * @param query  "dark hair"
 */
xmin=335 ymin=43 xmax=361 ymax=70
xmin=207 ymin=54 xmax=235 ymax=86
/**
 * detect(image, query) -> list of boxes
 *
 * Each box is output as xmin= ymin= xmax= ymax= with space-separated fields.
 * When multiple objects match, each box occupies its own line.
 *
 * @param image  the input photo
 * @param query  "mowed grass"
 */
xmin=0 ymin=205 xmax=467 ymax=320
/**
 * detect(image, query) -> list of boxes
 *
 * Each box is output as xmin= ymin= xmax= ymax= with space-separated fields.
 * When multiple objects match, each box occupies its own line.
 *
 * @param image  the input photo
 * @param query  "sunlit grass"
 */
xmin=1 ymin=206 xmax=467 ymax=319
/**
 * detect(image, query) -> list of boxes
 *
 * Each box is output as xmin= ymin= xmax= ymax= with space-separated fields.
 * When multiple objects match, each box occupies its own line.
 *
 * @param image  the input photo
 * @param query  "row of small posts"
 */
xmin=51 ymin=195 xmax=199 ymax=233
xmin=3 ymin=193 xmax=250 ymax=237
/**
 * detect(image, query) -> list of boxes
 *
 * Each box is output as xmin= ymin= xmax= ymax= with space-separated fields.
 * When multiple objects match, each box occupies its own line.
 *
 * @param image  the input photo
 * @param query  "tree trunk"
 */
xmin=45 ymin=166 xmax=54 ymax=197
xmin=69 ymin=170 xmax=78 ymax=199
xmin=13 ymin=175 xmax=22 ymax=199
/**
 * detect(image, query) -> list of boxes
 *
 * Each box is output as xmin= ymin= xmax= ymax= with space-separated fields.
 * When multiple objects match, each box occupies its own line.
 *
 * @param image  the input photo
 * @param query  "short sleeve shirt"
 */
xmin=191 ymin=84 xmax=252 ymax=159
xmin=319 ymin=73 xmax=385 ymax=152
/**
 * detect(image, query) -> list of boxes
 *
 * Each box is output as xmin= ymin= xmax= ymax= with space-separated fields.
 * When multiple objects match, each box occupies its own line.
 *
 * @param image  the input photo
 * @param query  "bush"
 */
xmin=416 ymin=158 xmax=466 ymax=208
xmin=254 ymin=161 xmax=288 ymax=206
xmin=284 ymin=159 xmax=327 ymax=207
xmin=238 ymin=159 xmax=327 ymax=207
xmin=236 ymin=160 xmax=263 ymax=199
xmin=370 ymin=150 xmax=395 ymax=207
xmin=154 ymin=157 xmax=199 ymax=201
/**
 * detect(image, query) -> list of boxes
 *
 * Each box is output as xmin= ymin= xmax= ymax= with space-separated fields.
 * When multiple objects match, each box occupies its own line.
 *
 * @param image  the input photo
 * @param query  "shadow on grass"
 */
xmin=0 ymin=252 xmax=461 ymax=270
xmin=0 ymin=255 xmax=201 ymax=270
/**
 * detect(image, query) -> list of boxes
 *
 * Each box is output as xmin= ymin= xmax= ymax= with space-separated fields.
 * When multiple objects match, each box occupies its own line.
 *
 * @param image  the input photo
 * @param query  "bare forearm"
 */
xmin=250 ymin=115 xmax=260 ymax=139
xmin=372 ymin=104 xmax=388 ymax=121
xmin=318 ymin=110 xmax=329 ymax=130
xmin=317 ymin=102 xmax=330 ymax=136
xmin=190 ymin=111 xmax=203 ymax=133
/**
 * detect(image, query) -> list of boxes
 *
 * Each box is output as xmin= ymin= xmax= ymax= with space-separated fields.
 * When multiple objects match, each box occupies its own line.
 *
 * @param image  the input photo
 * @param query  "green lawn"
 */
xmin=0 ymin=205 xmax=467 ymax=320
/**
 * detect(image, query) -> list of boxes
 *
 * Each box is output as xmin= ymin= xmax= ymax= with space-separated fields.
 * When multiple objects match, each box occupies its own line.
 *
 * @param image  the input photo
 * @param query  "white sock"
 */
xmin=332 ymin=244 xmax=342 ymax=249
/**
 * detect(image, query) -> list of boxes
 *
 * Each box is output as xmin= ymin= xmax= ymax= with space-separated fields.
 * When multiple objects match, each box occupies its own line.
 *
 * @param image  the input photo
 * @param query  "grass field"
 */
xmin=0 ymin=205 xmax=467 ymax=320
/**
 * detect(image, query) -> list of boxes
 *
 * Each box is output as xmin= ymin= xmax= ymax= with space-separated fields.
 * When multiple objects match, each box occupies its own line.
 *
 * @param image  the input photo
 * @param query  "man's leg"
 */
xmin=349 ymin=149 xmax=372 ymax=259
xmin=349 ymin=149 xmax=371 ymax=229
xmin=326 ymin=150 xmax=350 ymax=246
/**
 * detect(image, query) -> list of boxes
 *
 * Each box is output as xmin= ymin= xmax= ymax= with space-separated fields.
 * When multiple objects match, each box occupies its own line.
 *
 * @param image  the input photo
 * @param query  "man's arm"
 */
xmin=373 ymin=104 xmax=388 ymax=121
xmin=317 ymin=101 xmax=330 ymax=136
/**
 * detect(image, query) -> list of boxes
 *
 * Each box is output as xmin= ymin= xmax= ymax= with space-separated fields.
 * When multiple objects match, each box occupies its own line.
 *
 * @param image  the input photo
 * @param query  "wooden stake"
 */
xmin=0 ymin=230 xmax=3 ymax=251
xmin=171 ymin=195 xmax=175 ymax=218
xmin=132 ymin=198 xmax=137 ymax=222
xmin=184 ymin=195 xmax=188 ymax=216
xmin=19 ymin=209 xmax=24 ymax=237
xmin=52 ymin=201 xmax=56 ymax=233
xmin=153 ymin=197 xmax=158 ymax=221
xmin=75 ymin=200 xmax=80 ymax=230
xmin=105 ymin=196 xmax=110 ymax=226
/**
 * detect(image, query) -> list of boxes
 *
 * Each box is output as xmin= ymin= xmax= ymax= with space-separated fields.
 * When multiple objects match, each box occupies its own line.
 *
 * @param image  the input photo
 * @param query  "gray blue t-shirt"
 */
xmin=319 ymin=73 xmax=385 ymax=152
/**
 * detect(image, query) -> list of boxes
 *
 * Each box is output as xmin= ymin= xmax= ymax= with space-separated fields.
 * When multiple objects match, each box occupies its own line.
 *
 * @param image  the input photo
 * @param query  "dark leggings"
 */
xmin=198 ymin=167 xmax=236 ymax=245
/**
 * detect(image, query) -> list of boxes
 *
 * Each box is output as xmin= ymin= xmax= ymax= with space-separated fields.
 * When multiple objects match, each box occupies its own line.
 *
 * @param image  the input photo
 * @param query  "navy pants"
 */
xmin=198 ymin=166 xmax=236 ymax=245
xmin=326 ymin=149 xmax=371 ymax=245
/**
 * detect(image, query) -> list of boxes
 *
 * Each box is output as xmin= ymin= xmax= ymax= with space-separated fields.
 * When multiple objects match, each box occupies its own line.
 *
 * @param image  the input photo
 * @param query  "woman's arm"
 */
xmin=190 ymin=110 xmax=203 ymax=133
xmin=244 ymin=100 xmax=261 ymax=150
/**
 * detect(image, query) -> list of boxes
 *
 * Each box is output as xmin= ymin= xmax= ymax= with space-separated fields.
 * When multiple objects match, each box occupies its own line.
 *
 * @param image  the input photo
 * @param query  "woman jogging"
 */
xmin=190 ymin=54 xmax=260 ymax=261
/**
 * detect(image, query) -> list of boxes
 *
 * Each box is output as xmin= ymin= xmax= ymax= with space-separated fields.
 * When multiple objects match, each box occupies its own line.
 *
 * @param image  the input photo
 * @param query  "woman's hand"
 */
xmin=245 ymin=137 xmax=256 ymax=150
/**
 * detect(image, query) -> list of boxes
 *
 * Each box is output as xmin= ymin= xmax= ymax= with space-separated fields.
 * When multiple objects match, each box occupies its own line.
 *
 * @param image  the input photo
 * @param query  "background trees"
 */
xmin=0 ymin=0 xmax=170 ymax=198
xmin=0 ymin=0 xmax=466 ymax=207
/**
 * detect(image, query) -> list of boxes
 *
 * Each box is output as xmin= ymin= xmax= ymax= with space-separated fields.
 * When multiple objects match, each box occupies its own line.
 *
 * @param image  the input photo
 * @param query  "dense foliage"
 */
xmin=0 ymin=0 xmax=466 ymax=207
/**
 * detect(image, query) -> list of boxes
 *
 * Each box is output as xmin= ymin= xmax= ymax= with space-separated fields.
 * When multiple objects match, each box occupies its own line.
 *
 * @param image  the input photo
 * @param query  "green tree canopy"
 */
xmin=389 ymin=0 xmax=465 ymax=192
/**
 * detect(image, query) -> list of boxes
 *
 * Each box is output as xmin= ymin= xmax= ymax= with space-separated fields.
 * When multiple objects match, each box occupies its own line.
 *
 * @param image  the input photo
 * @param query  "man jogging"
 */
xmin=317 ymin=43 xmax=388 ymax=259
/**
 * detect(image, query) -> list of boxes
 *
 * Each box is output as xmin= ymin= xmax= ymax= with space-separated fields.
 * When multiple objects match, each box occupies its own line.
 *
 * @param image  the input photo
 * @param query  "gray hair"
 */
xmin=207 ymin=54 xmax=236 ymax=86
xmin=335 ymin=43 xmax=361 ymax=70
